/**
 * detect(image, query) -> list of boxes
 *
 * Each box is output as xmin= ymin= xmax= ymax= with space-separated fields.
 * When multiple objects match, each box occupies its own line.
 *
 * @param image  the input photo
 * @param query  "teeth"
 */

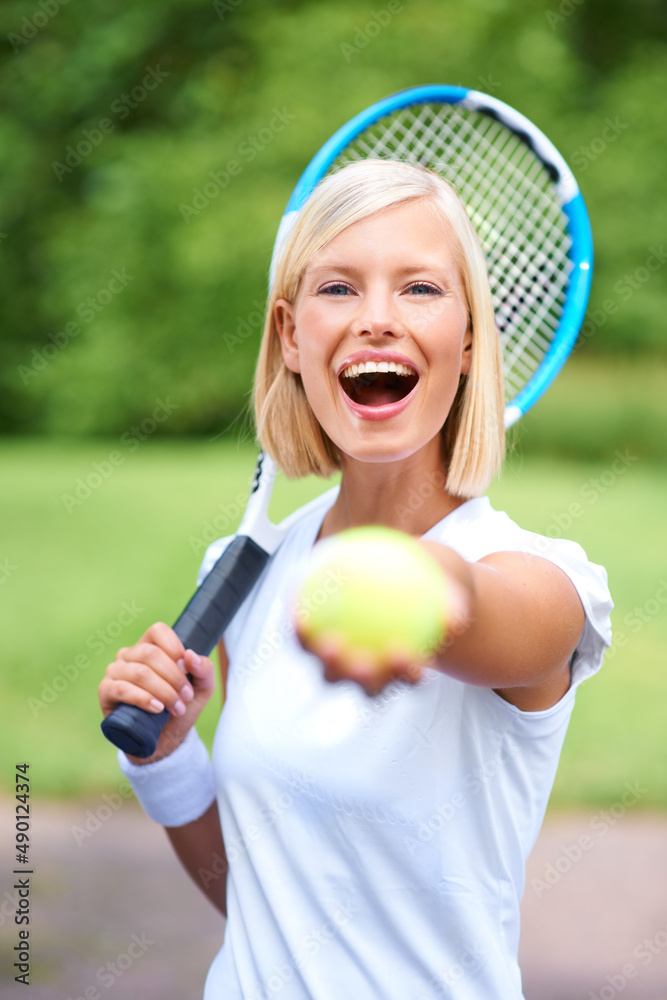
xmin=340 ymin=360 xmax=416 ymax=378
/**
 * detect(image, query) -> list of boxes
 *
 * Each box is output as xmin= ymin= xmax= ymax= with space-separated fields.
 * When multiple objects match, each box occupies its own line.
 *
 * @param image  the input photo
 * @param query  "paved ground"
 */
xmin=1 ymin=800 xmax=666 ymax=1000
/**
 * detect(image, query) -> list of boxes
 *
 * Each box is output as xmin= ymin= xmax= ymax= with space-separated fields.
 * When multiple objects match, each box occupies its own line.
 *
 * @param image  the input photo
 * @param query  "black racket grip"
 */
xmin=100 ymin=535 xmax=270 ymax=758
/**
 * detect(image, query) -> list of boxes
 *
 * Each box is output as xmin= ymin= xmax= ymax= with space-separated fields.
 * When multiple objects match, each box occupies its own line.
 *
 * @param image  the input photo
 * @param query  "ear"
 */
xmin=274 ymin=299 xmax=301 ymax=374
xmin=460 ymin=325 xmax=473 ymax=377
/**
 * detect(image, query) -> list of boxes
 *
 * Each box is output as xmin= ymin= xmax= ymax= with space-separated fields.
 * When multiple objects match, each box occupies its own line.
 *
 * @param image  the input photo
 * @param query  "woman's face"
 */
xmin=275 ymin=200 xmax=472 ymax=468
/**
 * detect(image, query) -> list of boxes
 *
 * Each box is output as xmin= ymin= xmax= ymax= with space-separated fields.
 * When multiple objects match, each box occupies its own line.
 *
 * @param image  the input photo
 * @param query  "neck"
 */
xmin=318 ymin=442 xmax=466 ymax=540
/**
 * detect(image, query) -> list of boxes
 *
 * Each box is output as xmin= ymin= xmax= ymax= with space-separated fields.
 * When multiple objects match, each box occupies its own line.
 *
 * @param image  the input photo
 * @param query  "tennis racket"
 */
xmin=101 ymin=83 xmax=593 ymax=757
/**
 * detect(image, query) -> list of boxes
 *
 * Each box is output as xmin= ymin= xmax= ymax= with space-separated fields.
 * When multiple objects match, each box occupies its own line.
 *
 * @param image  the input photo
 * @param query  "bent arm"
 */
xmin=164 ymin=637 xmax=231 ymax=914
xmin=424 ymin=545 xmax=585 ymax=712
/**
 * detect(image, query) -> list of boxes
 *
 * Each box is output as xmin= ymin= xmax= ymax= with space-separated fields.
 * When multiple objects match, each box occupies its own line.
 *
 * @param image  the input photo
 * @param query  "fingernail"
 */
xmin=173 ymin=699 xmax=186 ymax=716
xmin=149 ymin=698 xmax=165 ymax=712
xmin=190 ymin=652 xmax=201 ymax=668
xmin=176 ymin=658 xmax=186 ymax=672
xmin=181 ymin=684 xmax=194 ymax=703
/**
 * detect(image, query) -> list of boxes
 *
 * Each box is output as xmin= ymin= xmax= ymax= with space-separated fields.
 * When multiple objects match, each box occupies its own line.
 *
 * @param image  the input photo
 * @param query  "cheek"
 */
xmin=293 ymin=308 xmax=337 ymax=379
xmin=294 ymin=339 xmax=335 ymax=413
xmin=426 ymin=315 xmax=469 ymax=373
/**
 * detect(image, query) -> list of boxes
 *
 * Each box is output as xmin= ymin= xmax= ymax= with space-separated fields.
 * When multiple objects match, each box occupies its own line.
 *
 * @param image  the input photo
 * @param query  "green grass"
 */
xmin=1 ymin=437 xmax=665 ymax=811
xmin=512 ymin=353 xmax=667 ymax=464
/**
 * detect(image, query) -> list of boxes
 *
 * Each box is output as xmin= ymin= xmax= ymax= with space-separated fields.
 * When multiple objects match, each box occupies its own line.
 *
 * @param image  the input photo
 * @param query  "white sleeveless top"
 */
xmin=198 ymin=491 xmax=612 ymax=1000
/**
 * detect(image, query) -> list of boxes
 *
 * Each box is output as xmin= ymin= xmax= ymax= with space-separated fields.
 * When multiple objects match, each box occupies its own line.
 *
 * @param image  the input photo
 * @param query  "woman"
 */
xmin=99 ymin=160 xmax=612 ymax=999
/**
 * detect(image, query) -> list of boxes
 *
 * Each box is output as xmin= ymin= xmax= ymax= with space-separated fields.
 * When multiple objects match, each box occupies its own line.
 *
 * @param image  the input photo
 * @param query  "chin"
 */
xmin=337 ymin=437 xmax=435 ymax=467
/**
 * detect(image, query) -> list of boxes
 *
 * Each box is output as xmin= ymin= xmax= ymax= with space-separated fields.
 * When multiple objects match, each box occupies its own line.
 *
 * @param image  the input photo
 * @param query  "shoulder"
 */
xmin=430 ymin=496 xmax=611 ymax=620
xmin=430 ymin=496 xmax=613 ymax=696
xmin=425 ymin=496 xmax=523 ymax=561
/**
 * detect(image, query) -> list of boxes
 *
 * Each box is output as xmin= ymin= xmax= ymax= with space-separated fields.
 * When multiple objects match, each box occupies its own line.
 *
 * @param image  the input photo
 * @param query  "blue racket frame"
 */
xmin=281 ymin=84 xmax=593 ymax=428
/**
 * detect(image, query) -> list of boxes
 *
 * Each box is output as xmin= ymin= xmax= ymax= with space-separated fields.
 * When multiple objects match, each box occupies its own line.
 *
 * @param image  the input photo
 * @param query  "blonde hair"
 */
xmin=253 ymin=159 xmax=505 ymax=498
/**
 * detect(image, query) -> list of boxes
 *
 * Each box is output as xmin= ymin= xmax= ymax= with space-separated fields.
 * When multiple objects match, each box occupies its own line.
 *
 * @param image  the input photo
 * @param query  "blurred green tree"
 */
xmin=0 ymin=0 xmax=664 ymax=438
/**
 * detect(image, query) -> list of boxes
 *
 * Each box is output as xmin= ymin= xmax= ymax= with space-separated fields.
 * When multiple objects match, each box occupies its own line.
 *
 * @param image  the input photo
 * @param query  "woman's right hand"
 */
xmin=98 ymin=622 xmax=216 ymax=765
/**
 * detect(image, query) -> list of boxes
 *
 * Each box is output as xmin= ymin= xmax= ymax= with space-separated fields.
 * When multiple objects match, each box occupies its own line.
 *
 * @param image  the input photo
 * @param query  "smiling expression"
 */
xmin=275 ymin=199 xmax=472 ymax=467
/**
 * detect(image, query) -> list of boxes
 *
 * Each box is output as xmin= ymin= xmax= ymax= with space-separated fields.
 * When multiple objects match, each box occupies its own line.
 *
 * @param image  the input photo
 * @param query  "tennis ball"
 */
xmin=295 ymin=526 xmax=449 ymax=663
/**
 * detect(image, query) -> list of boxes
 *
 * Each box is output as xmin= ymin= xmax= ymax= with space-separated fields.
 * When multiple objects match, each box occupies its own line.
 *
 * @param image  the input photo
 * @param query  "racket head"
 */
xmin=271 ymin=84 xmax=593 ymax=428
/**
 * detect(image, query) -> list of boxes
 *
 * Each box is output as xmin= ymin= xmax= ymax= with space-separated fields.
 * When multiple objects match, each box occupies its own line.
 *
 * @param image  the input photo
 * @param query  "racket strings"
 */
xmin=331 ymin=103 xmax=571 ymax=403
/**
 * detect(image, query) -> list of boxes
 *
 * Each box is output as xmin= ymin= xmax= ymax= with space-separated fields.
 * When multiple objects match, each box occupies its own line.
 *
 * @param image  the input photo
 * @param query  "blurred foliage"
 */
xmin=512 ymin=355 xmax=667 ymax=464
xmin=0 ymin=0 xmax=665 ymax=437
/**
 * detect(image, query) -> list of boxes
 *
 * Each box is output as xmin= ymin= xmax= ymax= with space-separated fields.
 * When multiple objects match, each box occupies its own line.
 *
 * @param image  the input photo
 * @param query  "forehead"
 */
xmin=305 ymin=199 xmax=461 ymax=276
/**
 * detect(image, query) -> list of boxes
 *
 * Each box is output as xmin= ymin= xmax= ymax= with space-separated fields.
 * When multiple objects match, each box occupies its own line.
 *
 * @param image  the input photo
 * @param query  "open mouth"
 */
xmin=339 ymin=360 xmax=419 ymax=408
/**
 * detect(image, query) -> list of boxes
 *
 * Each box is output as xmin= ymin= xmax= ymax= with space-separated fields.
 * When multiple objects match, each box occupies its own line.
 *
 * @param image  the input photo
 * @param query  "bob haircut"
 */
xmin=253 ymin=159 xmax=505 ymax=498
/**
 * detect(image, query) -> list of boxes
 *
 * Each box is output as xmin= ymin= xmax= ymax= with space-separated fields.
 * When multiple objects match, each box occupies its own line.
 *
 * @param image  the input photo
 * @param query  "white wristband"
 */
xmin=118 ymin=726 xmax=216 ymax=827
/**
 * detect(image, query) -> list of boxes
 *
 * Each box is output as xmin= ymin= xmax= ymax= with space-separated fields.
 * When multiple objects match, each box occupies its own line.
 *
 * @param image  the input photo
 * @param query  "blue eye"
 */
xmin=319 ymin=282 xmax=353 ymax=296
xmin=407 ymin=282 xmax=441 ymax=295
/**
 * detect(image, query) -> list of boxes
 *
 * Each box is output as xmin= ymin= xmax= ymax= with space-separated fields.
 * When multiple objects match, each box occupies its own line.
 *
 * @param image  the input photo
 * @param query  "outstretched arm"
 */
xmin=301 ymin=543 xmax=585 ymax=712
xmin=423 ymin=544 xmax=584 ymax=711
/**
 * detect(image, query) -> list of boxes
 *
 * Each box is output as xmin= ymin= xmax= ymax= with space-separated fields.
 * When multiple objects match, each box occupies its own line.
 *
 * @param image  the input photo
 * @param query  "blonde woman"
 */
xmin=100 ymin=160 xmax=612 ymax=999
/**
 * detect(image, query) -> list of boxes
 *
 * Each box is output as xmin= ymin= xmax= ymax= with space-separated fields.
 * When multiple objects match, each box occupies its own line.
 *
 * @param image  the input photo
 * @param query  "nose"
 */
xmin=353 ymin=284 xmax=404 ymax=340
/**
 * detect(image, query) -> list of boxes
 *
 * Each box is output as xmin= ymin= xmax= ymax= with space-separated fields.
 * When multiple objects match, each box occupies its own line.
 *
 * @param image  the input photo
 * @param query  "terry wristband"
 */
xmin=118 ymin=726 xmax=216 ymax=827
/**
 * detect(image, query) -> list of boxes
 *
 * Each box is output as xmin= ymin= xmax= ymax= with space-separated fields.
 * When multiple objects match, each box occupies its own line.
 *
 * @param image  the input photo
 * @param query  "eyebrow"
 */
xmin=306 ymin=262 xmax=454 ymax=279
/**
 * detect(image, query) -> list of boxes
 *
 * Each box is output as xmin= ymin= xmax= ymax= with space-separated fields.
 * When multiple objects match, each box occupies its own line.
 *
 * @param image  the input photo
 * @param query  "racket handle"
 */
xmin=100 ymin=702 xmax=171 ymax=759
xmin=100 ymin=535 xmax=270 ymax=758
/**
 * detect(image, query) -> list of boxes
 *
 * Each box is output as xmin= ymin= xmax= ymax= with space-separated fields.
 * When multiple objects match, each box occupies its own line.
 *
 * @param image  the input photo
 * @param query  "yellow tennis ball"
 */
xmin=295 ymin=526 xmax=449 ymax=662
